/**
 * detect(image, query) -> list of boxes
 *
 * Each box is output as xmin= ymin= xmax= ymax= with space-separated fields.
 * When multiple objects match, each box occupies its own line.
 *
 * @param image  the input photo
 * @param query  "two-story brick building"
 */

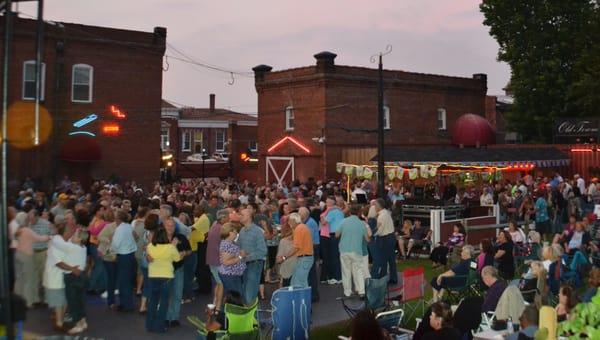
xmin=160 ymin=95 xmax=258 ymax=181
xmin=1 ymin=15 xmax=166 ymax=191
xmin=253 ymin=51 xmax=488 ymax=185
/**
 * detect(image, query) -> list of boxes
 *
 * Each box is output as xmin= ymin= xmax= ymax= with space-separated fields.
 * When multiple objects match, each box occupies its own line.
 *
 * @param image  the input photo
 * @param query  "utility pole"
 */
xmin=1 ymin=3 xmax=13 ymax=338
xmin=371 ymin=45 xmax=392 ymax=198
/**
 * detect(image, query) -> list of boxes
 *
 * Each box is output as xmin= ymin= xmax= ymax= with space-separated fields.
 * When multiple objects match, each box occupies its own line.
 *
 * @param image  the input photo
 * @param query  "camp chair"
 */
xmin=446 ymin=268 xmax=480 ymax=304
xmin=339 ymin=275 xmax=389 ymax=318
xmin=267 ymin=286 xmax=312 ymax=340
xmin=479 ymin=285 xmax=525 ymax=332
xmin=388 ymin=267 xmax=425 ymax=326
xmin=188 ymin=298 xmax=260 ymax=340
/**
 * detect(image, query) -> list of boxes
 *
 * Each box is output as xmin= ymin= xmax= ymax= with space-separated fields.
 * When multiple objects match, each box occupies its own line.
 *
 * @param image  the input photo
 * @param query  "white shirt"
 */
xmin=351 ymin=188 xmax=366 ymax=202
xmin=43 ymin=235 xmax=70 ymax=289
xmin=376 ymin=209 xmax=395 ymax=236
xmin=8 ymin=219 xmax=19 ymax=249
xmin=577 ymin=178 xmax=586 ymax=195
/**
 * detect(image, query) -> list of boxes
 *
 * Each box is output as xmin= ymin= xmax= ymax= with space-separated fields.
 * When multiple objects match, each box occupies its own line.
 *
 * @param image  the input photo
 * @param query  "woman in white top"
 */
xmin=506 ymin=221 xmax=526 ymax=244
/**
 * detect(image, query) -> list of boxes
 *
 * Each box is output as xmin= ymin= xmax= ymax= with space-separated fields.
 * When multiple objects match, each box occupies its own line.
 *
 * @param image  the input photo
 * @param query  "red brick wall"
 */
xmin=1 ymin=17 xmax=165 ymax=191
xmin=254 ymin=56 xmax=486 ymax=183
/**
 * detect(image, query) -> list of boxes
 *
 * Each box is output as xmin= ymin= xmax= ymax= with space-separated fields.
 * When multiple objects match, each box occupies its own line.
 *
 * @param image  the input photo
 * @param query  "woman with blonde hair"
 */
xmin=276 ymin=222 xmax=297 ymax=287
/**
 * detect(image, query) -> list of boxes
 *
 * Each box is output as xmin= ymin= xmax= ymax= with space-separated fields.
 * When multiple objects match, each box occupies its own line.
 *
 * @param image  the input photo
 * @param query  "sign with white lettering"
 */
xmin=554 ymin=119 xmax=599 ymax=143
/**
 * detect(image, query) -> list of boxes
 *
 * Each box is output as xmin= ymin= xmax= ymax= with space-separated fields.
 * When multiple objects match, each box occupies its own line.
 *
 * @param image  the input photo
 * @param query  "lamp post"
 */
xmin=371 ymin=45 xmax=392 ymax=199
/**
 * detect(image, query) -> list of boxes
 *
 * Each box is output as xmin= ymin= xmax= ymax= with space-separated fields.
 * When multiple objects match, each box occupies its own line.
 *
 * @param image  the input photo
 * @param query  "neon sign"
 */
xmin=110 ymin=105 xmax=126 ymax=119
xmin=69 ymin=131 xmax=96 ymax=137
xmin=102 ymin=123 xmax=120 ymax=135
xmin=267 ymin=136 xmax=310 ymax=154
xmin=73 ymin=114 xmax=98 ymax=128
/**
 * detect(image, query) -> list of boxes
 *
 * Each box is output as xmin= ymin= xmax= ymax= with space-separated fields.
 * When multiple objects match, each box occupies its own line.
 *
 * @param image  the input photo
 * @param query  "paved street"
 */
xmin=23 ymin=280 xmax=359 ymax=339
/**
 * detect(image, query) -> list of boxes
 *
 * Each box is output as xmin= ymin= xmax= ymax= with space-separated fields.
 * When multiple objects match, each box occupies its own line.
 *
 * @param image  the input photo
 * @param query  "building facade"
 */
xmin=1 ymin=15 xmax=166 ymax=191
xmin=253 ymin=51 xmax=488 ymax=185
xmin=160 ymin=94 xmax=258 ymax=181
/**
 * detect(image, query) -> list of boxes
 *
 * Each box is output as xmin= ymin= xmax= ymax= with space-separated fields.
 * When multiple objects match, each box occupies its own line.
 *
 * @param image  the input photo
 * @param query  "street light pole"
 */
xmin=371 ymin=45 xmax=392 ymax=199
xmin=202 ymin=148 xmax=206 ymax=182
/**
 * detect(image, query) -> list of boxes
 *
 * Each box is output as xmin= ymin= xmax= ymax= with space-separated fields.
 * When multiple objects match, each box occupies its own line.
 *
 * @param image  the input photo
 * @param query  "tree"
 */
xmin=480 ymin=0 xmax=600 ymax=143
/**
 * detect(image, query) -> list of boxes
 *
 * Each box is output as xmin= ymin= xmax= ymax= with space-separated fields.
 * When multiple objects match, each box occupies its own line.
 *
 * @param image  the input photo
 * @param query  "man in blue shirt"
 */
xmin=111 ymin=209 xmax=137 ymax=312
xmin=238 ymin=208 xmax=267 ymax=305
xmin=300 ymin=207 xmax=320 ymax=302
xmin=324 ymin=197 xmax=344 ymax=283
xmin=534 ymin=191 xmax=551 ymax=239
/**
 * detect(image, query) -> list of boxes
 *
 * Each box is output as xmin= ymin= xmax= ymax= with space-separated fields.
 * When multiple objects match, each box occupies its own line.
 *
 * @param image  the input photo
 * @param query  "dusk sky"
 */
xmin=20 ymin=0 xmax=510 ymax=114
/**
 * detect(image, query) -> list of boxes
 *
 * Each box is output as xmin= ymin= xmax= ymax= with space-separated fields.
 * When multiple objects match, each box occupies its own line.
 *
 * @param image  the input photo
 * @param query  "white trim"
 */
xmin=160 ymin=127 xmax=170 ymax=151
xmin=437 ymin=108 xmax=447 ymax=130
xmin=285 ymin=106 xmax=294 ymax=131
xmin=22 ymin=60 xmax=46 ymax=100
xmin=383 ymin=105 xmax=391 ymax=130
xmin=179 ymin=120 xmax=228 ymax=128
xmin=237 ymin=120 xmax=258 ymax=126
xmin=266 ymin=156 xmax=294 ymax=186
xmin=181 ymin=131 xmax=191 ymax=152
xmin=215 ymin=130 xmax=226 ymax=152
xmin=161 ymin=108 xmax=180 ymax=119
xmin=71 ymin=64 xmax=94 ymax=103
xmin=249 ymin=140 xmax=258 ymax=152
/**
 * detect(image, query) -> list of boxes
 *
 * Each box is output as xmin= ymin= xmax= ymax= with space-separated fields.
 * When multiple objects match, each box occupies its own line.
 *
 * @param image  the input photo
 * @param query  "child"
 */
xmin=56 ymin=228 xmax=89 ymax=334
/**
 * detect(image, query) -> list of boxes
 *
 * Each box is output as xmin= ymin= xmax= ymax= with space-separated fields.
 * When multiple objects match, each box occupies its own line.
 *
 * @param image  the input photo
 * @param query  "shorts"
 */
xmin=46 ymin=288 xmax=66 ymax=308
xmin=535 ymin=220 xmax=552 ymax=235
xmin=210 ymin=265 xmax=222 ymax=285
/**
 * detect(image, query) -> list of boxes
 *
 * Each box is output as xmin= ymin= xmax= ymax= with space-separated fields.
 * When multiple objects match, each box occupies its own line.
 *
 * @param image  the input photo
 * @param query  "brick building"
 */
xmin=160 ymin=95 xmax=258 ymax=181
xmin=1 ymin=15 xmax=166 ymax=191
xmin=253 ymin=51 xmax=488 ymax=185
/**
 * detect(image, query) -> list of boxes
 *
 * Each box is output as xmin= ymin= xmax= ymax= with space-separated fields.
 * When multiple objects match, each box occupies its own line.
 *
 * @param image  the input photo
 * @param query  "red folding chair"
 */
xmin=388 ymin=267 xmax=425 ymax=326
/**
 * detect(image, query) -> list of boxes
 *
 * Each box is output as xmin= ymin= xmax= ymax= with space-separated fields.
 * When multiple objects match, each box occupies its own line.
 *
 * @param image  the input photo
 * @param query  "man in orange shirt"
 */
xmin=277 ymin=212 xmax=314 ymax=288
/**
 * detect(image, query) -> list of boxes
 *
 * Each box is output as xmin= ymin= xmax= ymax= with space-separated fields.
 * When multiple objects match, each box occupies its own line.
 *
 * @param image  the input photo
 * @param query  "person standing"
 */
xmin=372 ymin=199 xmax=398 ymax=284
xmin=336 ymin=204 xmax=370 ymax=297
xmin=300 ymin=207 xmax=320 ymax=302
xmin=277 ymin=213 xmax=313 ymax=288
xmin=238 ymin=208 xmax=267 ymax=305
xmin=110 ymin=209 xmax=137 ymax=312
xmin=534 ymin=190 xmax=551 ymax=241
xmin=145 ymin=227 xmax=180 ymax=333
xmin=97 ymin=209 xmax=118 ymax=309
xmin=322 ymin=197 xmax=344 ymax=284
xmin=87 ymin=204 xmax=109 ymax=295
xmin=164 ymin=218 xmax=191 ymax=327
xmin=28 ymin=206 xmax=52 ymax=306
xmin=206 ymin=209 xmax=229 ymax=310
xmin=218 ymin=223 xmax=246 ymax=297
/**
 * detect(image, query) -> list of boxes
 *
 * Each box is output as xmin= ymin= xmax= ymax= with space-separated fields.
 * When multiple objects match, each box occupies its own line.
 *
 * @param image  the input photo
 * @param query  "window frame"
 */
xmin=193 ymin=130 xmax=204 ymax=153
xmin=181 ymin=131 xmax=191 ymax=152
xmin=249 ymin=140 xmax=258 ymax=152
xmin=160 ymin=127 xmax=170 ymax=151
xmin=383 ymin=105 xmax=391 ymax=130
xmin=437 ymin=108 xmax=447 ymax=131
xmin=71 ymin=64 xmax=94 ymax=103
xmin=285 ymin=106 xmax=295 ymax=131
xmin=22 ymin=60 xmax=46 ymax=101
xmin=215 ymin=130 xmax=225 ymax=152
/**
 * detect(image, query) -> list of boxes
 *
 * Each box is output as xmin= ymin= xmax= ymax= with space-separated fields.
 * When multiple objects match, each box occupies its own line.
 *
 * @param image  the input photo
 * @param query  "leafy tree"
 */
xmin=480 ymin=0 xmax=600 ymax=142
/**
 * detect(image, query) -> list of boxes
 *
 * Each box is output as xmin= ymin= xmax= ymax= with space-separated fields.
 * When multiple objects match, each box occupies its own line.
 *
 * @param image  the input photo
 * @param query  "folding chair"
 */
xmin=188 ymin=299 xmax=260 ymax=340
xmin=339 ymin=275 xmax=389 ymax=318
xmin=390 ymin=267 xmax=425 ymax=326
xmin=446 ymin=268 xmax=480 ymax=304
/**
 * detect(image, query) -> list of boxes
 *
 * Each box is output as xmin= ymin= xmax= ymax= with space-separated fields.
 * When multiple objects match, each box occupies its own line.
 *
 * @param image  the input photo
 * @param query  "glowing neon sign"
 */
xmin=69 ymin=131 xmax=96 ymax=137
xmin=110 ymin=105 xmax=126 ymax=119
xmin=102 ymin=123 xmax=120 ymax=135
xmin=267 ymin=136 xmax=310 ymax=154
xmin=73 ymin=114 xmax=98 ymax=128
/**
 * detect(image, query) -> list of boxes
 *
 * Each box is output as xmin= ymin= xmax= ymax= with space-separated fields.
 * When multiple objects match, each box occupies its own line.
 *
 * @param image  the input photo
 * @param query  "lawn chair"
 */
xmin=268 ymin=286 xmax=312 ymax=340
xmin=188 ymin=298 xmax=260 ymax=340
xmin=389 ymin=267 xmax=425 ymax=326
xmin=446 ymin=268 xmax=480 ymax=304
xmin=479 ymin=285 xmax=525 ymax=332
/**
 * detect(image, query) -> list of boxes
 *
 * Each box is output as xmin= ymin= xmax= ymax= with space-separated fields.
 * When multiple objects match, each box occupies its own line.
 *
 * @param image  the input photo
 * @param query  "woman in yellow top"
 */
xmin=145 ymin=227 xmax=180 ymax=333
xmin=184 ymin=205 xmax=211 ymax=300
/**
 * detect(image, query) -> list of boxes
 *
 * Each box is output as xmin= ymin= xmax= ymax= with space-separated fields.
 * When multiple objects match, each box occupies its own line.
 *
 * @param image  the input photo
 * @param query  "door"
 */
xmin=266 ymin=156 xmax=294 ymax=186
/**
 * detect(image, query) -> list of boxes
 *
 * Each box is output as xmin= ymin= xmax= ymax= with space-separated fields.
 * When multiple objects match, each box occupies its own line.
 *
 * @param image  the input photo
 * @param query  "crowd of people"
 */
xmin=4 ymin=171 xmax=600 ymax=338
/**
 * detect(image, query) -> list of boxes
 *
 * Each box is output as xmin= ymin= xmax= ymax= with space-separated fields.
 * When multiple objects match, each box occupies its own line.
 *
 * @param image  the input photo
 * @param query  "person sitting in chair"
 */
xmin=481 ymin=266 xmax=507 ymax=313
xmin=422 ymin=302 xmax=461 ymax=340
xmin=404 ymin=219 xmax=431 ymax=259
xmin=430 ymin=245 xmax=474 ymax=302
xmin=507 ymin=305 xmax=539 ymax=340
xmin=429 ymin=222 xmax=465 ymax=268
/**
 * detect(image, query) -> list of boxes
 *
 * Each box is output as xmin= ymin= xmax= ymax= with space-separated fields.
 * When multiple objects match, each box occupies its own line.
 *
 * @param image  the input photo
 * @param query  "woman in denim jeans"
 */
xmin=218 ymin=223 xmax=246 ymax=299
xmin=146 ymin=227 xmax=180 ymax=333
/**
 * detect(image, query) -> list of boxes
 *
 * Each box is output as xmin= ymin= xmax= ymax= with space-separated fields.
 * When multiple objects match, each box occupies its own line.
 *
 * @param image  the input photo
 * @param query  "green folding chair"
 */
xmin=188 ymin=298 xmax=261 ymax=340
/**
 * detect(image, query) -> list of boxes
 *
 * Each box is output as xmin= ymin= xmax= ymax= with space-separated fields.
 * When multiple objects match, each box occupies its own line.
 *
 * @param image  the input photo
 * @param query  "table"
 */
xmin=473 ymin=329 xmax=510 ymax=339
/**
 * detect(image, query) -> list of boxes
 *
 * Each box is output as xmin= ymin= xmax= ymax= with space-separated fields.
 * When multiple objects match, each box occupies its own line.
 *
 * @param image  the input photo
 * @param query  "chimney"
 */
xmin=209 ymin=93 xmax=215 ymax=113
xmin=153 ymin=26 xmax=167 ymax=44
xmin=314 ymin=51 xmax=337 ymax=73
xmin=252 ymin=64 xmax=273 ymax=83
xmin=473 ymin=73 xmax=488 ymax=91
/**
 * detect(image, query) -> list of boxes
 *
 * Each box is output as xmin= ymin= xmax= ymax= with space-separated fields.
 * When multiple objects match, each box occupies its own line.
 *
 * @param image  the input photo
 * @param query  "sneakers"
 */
xmin=327 ymin=279 xmax=342 ymax=285
xmin=67 ymin=319 xmax=88 ymax=335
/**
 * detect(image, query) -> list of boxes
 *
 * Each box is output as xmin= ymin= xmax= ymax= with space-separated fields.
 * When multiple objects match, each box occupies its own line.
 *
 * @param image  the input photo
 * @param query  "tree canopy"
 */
xmin=480 ymin=0 xmax=600 ymax=142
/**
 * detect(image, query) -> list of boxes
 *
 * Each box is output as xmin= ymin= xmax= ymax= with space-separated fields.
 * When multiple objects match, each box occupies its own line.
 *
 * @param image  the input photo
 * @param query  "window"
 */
xmin=22 ymin=61 xmax=45 ymax=100
xmin=181 ymin=131 xmax=191 ymax=152
xmin=72 ymin=64 xmax=93 ymax=103
xmin=215 ymin=130 xmax=225 ymax=152
xmin=285 ymin=106 xmax=294 ymax=131
xmin=383 ymin=105 xmax=391 ymax=130
xmin=249 ymin=140 xmax=258 ymax=152
xmin=160 ymin=127 xmax=170 ymax=151
xmin=437 ymin=108 xmax=447 ymax=130
xmin=194 ymin=131 xmax=204 ymax=153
